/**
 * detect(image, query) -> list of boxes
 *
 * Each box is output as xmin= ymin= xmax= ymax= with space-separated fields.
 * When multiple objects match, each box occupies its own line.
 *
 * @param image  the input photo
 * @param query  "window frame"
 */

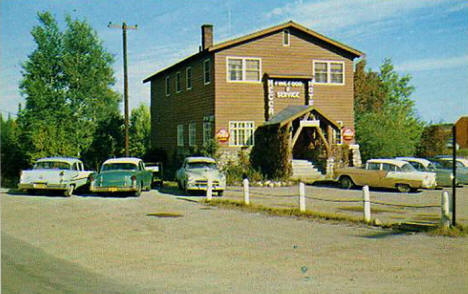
xmin=177 ymin=124 xmax=184 ymax=147
xmin=186 ymin=67 xmax=192 ymax=90
xmin=175 ymin=71 xmax=182 ymax=93
xmin=228 ymin=121 xmax=255 ymax=147
xmin=203 ymin=59 xmax=211 ymax=85
xmin=226 ymin=56 xmax=262 ymax=83
xmin=189 ymin=122 xmax=196 ymax=147
xmin=203 ymin=121 xmax=212 ymax=145
xmin=283 ymin=29 xmax=290 ymax=47
xmin=165 ymin=76 xmax=170 ymax=96
xmin=312 ymin=60 xmax=345 ymax=85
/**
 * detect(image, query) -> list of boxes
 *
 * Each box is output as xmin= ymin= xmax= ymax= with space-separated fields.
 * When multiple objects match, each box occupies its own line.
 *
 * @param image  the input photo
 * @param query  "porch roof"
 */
xmin=263 ymin=105 xmax=341 ymax=128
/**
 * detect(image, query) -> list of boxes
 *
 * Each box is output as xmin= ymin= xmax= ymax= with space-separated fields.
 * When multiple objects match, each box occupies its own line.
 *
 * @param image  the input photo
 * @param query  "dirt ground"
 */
xmin=2 ymin=186 xmax=468 ymax=293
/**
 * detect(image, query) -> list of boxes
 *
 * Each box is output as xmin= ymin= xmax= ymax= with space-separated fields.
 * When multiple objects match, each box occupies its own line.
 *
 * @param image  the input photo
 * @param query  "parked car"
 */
xmin=18 ymin=157 xmax=93 ymax=196
xmin=430 ymin=158 xmax=468 ymax=185
xmin=175 ymin=157 xmax=226 ymax=196
xmin=89 ymin=157 xmax=152 ymax=196
xmin=145 ymin=162 xmax=163 ymax=188
xmin=396 ymin=157 xmax=454 ymax=187
xmin=334 ymin=159 xmax=437 ymax=192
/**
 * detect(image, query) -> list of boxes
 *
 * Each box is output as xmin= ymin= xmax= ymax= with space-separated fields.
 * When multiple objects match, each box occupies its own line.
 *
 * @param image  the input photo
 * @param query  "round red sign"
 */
xmin=342 ymin=127 xmax=354 ymax=142
xmin=216 ymin=128 xmax=230 ymax=143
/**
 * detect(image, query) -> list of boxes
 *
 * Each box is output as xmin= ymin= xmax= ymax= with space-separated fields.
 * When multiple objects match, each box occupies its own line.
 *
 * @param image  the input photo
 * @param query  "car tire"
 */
xmin=27 ymin=189 xmax=36 ymax=195
xmin=64 ymin=185 xmax=74 ymax=197
xmin=396 ymin=184 xmax=411 ymax=193
xmin=339 ymin=176 xmax=354 ymax=189
xmin=218 ymin=191 xmax=224 ymax=197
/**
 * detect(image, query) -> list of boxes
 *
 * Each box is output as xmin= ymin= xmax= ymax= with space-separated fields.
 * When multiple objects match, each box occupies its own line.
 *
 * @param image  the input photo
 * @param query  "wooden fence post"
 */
xmin=243 ymin=178 xmax=250 ymax=205
xmin=299 ymin=182 xmax=306 ymax=212
xmin=441 ymin=191 xmax=450 ymax=228
xmin=206 ymin=176 xmax=212 ymax=201
xmin=362 ymin=185 xmax=371 ymax=223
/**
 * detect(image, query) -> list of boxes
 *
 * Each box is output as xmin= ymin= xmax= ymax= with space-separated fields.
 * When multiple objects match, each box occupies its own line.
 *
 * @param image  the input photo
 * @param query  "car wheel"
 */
xmin=396 ymin=184 xmax=411 ymax=193
xmin=339 ymin=176 xmax=354 ymax=189
xmin=64 ymin=185 xmax=74 ymax=197
xmin=218 ymin=191 xmax=224 ymax=197
xmin=27 ymin=189 xmax=36 ymax=195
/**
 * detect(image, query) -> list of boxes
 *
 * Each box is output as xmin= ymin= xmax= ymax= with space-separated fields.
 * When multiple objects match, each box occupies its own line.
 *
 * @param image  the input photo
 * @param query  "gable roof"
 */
xmin=143 ymin=20 xmax=364 ymax=83
xmin=262 ymin=105 xmax=340 ymax=129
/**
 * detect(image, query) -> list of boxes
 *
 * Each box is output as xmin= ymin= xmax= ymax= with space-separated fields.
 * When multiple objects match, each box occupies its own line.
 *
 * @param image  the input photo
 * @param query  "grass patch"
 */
xmin=427 ymin=224 xmax=468 ymax=238
xmin=413 ymin=213 xmax=440 ymax=222
xmin=202 ymin=199 xmax=367 ymax=225
xmin=338 ymin=205 xmax=404 ymax=214
xmin=146 ymin=212 xmax=183 ymax=218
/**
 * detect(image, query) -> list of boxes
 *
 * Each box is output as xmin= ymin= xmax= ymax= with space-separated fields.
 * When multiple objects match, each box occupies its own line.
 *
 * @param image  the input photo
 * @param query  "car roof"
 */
xmin=102 ymin=157 xmax=142 ymax=165
xmin=367 ymin=158 xmax=410 ymax=167
xmin=396 ymin=157 xmax=431 ymax=167
xmin=36 ymin=157 xmax=82 ymax=164
xmin=185 ymin=156 xmax=216 ymax=163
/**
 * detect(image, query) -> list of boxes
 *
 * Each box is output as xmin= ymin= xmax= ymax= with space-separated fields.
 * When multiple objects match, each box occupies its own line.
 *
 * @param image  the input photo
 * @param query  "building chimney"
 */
xmin=201 ymin=24 xmax=213 ymax=50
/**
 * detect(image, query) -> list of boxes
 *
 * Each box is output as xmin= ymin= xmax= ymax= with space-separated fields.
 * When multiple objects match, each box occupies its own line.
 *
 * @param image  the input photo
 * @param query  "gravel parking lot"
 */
xmin=2 ymin=186 xmax=468 ymax=293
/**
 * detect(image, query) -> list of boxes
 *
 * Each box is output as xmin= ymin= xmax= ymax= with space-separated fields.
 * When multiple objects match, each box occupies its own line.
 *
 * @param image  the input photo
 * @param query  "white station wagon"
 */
xmin=18 ymin=157 xmax=93 ymax=196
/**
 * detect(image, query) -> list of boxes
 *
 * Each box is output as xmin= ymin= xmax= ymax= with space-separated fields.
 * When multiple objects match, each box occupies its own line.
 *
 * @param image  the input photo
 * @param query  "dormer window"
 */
xmin=283 ymin=29 xmax=290 ymax=46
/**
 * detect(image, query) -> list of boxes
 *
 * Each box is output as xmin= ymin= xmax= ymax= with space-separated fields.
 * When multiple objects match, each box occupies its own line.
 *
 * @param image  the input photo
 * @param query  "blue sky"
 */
xmin=1 ymin=0 xmax=467 ymax=123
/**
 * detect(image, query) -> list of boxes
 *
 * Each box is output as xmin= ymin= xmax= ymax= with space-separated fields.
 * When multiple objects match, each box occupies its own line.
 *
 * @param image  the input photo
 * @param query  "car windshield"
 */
xmin=101 ymin=163 xmax=137 ymax=171
xmin=34 ymin=161 xmax=71 ymax=170
xmin=401 ymin=163 xmax=416 ymax=172
xmin=426 ymin=163 xmax=436 ymax=171
xmin=187 ymin=162 xmax=217 ymax=169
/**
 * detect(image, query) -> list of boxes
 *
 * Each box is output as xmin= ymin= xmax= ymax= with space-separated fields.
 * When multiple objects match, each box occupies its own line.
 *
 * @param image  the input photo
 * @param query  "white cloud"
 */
xmin=395 ymin=55 xmax=468 ymax=72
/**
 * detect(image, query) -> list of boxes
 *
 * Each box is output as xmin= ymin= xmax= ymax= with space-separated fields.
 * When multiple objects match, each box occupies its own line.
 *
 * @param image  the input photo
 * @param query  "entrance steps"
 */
xmin=291 ymin=159 xmax=324 ymax=182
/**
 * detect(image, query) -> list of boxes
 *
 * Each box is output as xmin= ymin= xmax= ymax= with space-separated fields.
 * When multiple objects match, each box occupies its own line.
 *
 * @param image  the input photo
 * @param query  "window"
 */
xmin=177 ymin=124 xmax=184 ymax=147
xmin=203 ymin=122 xmax=212 ymax=145
xmin=367 ymin=163 xmax=380 ymax=170
xmin=165 ymin=76 xmax=170 ymax=96
xmin=203 ymin=59 xmax=211 ymax=85
xmin=313 ymin=61 xmax=345 ymax=85
xmin=175 ymin=72 xmax=181 ymax=93
xmin=227 ymin=57 xmax=261 ymax=82
xmin=229 ymin=121 xmax=255 ymax=146
xmin=382 ymin=163 xmax=396 ymax=172
xmin=283 ymin=29 xmax=290 ymax=46
xmin=186 ymin=67 xmax=192 ymax=90
xmin=189 ymin=122 xmax=196 ymax=147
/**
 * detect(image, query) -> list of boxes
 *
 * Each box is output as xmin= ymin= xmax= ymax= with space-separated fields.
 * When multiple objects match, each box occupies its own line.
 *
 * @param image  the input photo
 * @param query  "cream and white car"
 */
xmin=335 ymin=159 xmax=437 ymax=192
xmin=175 ymin=157 xmax=226 ymax=196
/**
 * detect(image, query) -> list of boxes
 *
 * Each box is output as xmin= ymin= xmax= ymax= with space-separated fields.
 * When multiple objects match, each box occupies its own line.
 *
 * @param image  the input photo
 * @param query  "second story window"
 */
xmin=227 ymin=57 xmax=261 ymax=82
xmin=186 ymin=67 xmax=192 ymax=90
xmin=313 ymin=60 xmax=345 ymax=85
xmin=176 ymin=72 xmax=181 ymax=93
xmin=203 ymin=59 xmax=211 ymax=85
xmin=283 ymin=29 xmax=290 ymax=46
xmin=165 ymin=76 xmax=170 ymax=96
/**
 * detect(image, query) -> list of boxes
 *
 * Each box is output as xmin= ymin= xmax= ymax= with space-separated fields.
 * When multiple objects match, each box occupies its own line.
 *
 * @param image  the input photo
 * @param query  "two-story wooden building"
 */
xmin=143 ymin=21 xmax=364 ymax=173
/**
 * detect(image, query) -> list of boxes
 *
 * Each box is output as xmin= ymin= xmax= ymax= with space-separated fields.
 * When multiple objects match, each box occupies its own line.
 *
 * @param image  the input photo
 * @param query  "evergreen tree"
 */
xmin=129 ymin=104 xmax=151 ymax=158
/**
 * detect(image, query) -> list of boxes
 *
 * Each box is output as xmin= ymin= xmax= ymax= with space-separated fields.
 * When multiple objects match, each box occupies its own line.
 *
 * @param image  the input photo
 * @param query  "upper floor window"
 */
xmin=186 ymin=67 xmax=192 ymax=90
xmin=227 ymin=57 xmax=261 ymax=82
xmin=313 ymin=60 xmax=345 ymax=85
xmin=165 ymin=76 xmax=170 ymax=96
xmin=203 ymin=59 xmax=211 ymax=85
xmin=175 ymin=72 xmax=181 ymax=93
xmin=283 ymin=29 xmax=290 ymax=46
xmin=229 ymin=121 xmax=255 ymax=146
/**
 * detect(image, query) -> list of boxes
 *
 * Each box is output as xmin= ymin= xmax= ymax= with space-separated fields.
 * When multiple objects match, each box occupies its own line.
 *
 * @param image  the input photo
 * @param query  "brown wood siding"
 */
xmin=150 ymin=54 xmax=215 ymax=156
xmin=456 ymin=117 xmax=468 ymax=148
xmin=214 ymin=29 xmax=356 ymax=148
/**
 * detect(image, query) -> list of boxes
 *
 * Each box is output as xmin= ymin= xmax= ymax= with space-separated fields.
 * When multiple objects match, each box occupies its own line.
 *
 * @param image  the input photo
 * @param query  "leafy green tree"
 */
xmin=416 ymin=124 xmax=451 ymax=158
xmin=354 ymin=59 xmax=424 ymax=161
xmin=129 ymin=104 xmax=151 ymax=158
xmin=1 ymin=115 xmax=28 ymax=187
xmin=17 ymin=12 xmax=121 ymax=163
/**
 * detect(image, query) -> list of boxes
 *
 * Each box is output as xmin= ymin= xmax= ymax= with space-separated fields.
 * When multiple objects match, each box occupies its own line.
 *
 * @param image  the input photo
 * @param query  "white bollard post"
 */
xmin=362 ymin=185 xmax=371 ymax=223
xmin=299 ymin=182 xmax=306 ymax=212
xmin=441 ymin=191 xmax=450 ymax=228
xmin=206 ymin=176 xmax=213 ymax=201
xmin=243 ymin=178 xmax=250 ymax=205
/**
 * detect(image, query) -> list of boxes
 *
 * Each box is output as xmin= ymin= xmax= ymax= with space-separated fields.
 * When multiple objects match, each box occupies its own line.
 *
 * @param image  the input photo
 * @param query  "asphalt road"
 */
xmin=2 ymin=187 xmax=468 ymax=293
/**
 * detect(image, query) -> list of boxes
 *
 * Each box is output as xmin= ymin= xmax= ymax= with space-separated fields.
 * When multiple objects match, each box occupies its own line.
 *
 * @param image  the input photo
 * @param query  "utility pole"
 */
xmin=108 ymin=21 xmax=138 ymax=157
xmin=452 ymin=125 xmax=457 ymax=226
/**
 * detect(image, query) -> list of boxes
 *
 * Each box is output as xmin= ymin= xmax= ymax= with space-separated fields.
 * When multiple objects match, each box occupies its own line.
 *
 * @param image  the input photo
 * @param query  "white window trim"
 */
xmin=203 ymin=59 xmax=211 ymax=85
xmin=312 ymin=60 xmax=345 ymax=86
xmin=189 ymin=122 xmax=196 ymax=147
xmin=283 ymin=29 xmax=290 ymax=47
xmin=177 ymin=124 xmax=184 ymax=147
xmin=175 ymin=72 xmax=182 ymax=93
xmin=226 ymin=56 xmax=262 ymax=83
xmin=203 ymin=121 xmax=212 ymax=145
xmin=165 ymin=76 xmax=170 ymax=96
xmin=186 ymin=67 xmax=192 ymax=90
xmin=228 ymin=121 xmax=255 ymax=147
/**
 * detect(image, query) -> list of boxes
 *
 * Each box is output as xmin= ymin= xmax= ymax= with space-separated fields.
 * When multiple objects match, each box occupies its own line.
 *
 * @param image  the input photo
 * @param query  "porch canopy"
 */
xmin=262 ymin=105 xmax=341 ymax=157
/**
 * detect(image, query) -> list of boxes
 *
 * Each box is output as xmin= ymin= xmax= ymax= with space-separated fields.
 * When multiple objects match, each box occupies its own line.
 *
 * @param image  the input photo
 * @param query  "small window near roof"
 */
xmin=186 ymin=67 xmax=192 ymax=90
xmin=203 ymin=59 xmax=211 ymax=85
xmin=283 ymin=29 xmax=290 ymax=46
xmin=175 ymin=72 xmax=181 ymax=93
xmin=165 ymin=76 xmax=170 ymax=96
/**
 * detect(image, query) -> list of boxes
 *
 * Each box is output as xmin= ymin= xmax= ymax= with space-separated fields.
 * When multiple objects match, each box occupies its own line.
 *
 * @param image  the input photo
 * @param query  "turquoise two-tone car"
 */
xmin=89 ymin=157 xmax=152 ymax=196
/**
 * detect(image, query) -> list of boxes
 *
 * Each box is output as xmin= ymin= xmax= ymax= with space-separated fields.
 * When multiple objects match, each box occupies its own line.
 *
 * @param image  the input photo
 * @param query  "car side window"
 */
xmin=382 ymin=163 xmax=395 ymax=172
xmin=367 ymin=163 xmax=380 ymax=170
xmin=71 ymin=163 xmax=78 ymax=171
